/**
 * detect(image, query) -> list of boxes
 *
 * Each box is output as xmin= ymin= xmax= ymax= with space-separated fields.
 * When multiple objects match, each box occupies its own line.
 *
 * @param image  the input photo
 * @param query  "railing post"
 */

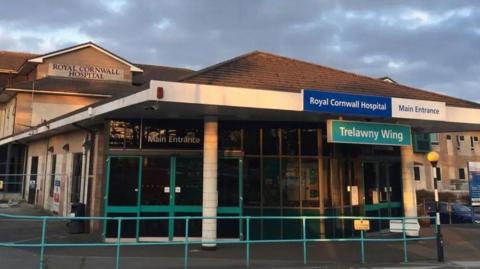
xmin=184 ymin=218 xmax=189 ymax=269
xmin=402 ymin=218 xmax=408 ymax=263
xmin=302 ymin=217 xmax=307 ymax=265
xmin=246 ymin=217 xmax=250 ymax=268
xmin=39 ymin=217 xmax=47 ymax=269
xmin=360 ymin=230 xmax=365 ymax=264
xmin=115 ymin=218 xmax=122 ymax=269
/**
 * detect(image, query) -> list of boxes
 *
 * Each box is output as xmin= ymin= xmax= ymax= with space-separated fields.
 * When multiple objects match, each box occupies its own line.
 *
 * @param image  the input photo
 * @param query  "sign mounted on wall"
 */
xmin=468 ymin=162 xmax=480 ymax=206
xmin=48 ymin=63 xmax=126 ymax=82
xmin=327 ymin=120 xmax=412 ymax=146
xmin=302 ymin=89 xmax=447 ymax=121
xmin=391 ymin=97 xmax=446 ymax=121
xmin=303 ymin=90 xmax=392 ymax=117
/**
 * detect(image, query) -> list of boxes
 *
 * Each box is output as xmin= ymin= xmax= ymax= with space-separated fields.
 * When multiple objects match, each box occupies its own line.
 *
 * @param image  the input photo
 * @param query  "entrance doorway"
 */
xmin=104 ymin=155 xmax=243 ymax=240
xmin=27 ymin=156 xmax=39 ymax=204
xmin=363 ymin=161 xmax=402 ymax=230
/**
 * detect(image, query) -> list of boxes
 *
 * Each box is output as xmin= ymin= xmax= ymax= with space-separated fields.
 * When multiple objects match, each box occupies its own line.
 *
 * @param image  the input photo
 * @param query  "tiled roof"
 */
xmin=133 ymin=64 xmax=193 ymax=85
xmin=181 ymin=51 xmax=480 ymax=108
xmin=0 ymin=51 xmax=38 ymax=71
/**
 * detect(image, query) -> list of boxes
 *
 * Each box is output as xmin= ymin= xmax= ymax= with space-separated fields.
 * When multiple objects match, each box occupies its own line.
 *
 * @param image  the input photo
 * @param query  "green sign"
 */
xmin=327 ymin=120 xmax=411 ymax=146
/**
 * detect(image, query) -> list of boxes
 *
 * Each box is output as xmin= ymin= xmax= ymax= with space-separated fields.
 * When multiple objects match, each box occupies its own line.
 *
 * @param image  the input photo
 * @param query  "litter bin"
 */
xmin=68 ymin=203 xmax=86 ymax=234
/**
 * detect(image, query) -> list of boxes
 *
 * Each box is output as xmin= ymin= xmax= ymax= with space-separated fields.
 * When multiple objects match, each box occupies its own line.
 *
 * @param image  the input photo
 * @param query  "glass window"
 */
xmin=322 ymin=158 xmax=332 ymax=208
xmin=263 ymin=128 xmax=280 ymax=155
xmin=459 ymin=168 xmax=466 ymax=180
xmin=175 ymin=157 xmax=203 ymax=205
xmin=430 ymin=133 xmax=439 ymax=145
xmin=388 ymin=163 xmax=402 ymax=203
xmin=71 ymin=153 xmax=83 ymax=203
xmin=435 ymin=167 xmax=442 ymax=181
xmin=124 ymin=120 xmax=141 ymax=148
xmin=414 ymin=166 xmax=421 ymax=181
xmin=49 ymin=155 xmax=57 ymax=197
xmin=322 ymin=129 xmax=333 ymax=156
xmin=341 ymin=160 xmax=353 ymax=206
xmin=142 ymin=120 xmax=203 ymax=150
xmin=108 ymin=120 xmax=141 ymax=148
xmin=244 ymin=157 xmax=261 ymax=206
xmin=282 ymin=128 xmax=298 ymax=155
xmin=218 ymin=158 xmax=240 ymax=206
xmin=109 ymin=120 xmax=126 ymax=148
xmin=301 ymin=159 xmax=319 ymax=207
xmin=27 ymin=157 xmax=39 ymax=203
xmin=219 ymin=123 xmax=242 ymax=151
xmin=282 ymin=158 xmax=299 ymax=207
xmin=244 ymin=127 xmax=260 ymax=155
xmin=108 ymin=157 xmax=139 ymax=206
xmin=263 ymin=158 xmax=280 ymax=206
xmin=301 ymin=128 xmax=318 ymax=156
xmin=141 ymin=157 xmax=170 ymax=205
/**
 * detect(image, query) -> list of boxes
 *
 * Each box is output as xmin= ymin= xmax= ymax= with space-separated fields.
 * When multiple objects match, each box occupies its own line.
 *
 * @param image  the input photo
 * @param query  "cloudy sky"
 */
xmin=1 ymin=0 xmax=479 ymax=101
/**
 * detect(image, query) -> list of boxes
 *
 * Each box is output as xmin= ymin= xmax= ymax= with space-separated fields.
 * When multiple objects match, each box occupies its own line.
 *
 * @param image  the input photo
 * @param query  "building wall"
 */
xmin=12 ymin=92 xmax=101 ymax=134
xmin=0 ymin=96 xmax=16 ymax=138
xmin=413 ymin=132 xmax=480 ymax=193
xmin=36 ymin=46 xmax=133 ymax=82
xmin=25 ymin=130 xmax=89 ymax=216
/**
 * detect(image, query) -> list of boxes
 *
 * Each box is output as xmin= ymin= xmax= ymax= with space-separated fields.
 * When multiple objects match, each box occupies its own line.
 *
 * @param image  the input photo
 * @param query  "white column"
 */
xmin=400 ymin=145 xmax=418 ymax=236
xmin=202 ymin=116 xmax=218 ymax=248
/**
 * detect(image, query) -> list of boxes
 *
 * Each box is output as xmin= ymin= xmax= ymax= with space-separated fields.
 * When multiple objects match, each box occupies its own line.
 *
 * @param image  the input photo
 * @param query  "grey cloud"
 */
xmin=1 ymin=0 xmax=480 ymax=101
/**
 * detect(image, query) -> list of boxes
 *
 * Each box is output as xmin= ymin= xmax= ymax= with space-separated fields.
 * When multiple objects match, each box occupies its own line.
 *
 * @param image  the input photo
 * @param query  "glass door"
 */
xmin=104 ymin=156 xmax=142 ymax=238
xmin=139 ymin=156 xmax=171 ymax=238
xmin=363 ymin=161 xmax=402 ymax=231
xmin=172 ymin=157 xmax=204 ymax=238
xmin=217 ymin=158 xmax=243 ymax=239
xmin=105 ymin=155 xmax=243 ymax=240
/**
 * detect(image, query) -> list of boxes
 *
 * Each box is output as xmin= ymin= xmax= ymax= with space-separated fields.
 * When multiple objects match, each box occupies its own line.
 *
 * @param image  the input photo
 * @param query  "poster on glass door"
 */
xmin=468 ymin=162 xmax=480 ymax=206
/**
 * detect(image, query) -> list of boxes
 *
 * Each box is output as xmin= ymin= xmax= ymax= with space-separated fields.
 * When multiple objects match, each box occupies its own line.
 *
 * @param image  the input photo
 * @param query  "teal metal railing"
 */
xmin=0 ymin=214 xmax=437 ymax=269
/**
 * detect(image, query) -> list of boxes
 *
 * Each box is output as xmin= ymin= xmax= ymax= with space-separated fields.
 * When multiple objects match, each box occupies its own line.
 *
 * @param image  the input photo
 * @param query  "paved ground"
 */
xmin=1 ymin=204 xmax=480 ymax=269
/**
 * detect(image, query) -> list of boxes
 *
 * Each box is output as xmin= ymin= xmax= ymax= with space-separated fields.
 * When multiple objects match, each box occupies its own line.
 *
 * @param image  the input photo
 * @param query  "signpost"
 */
xmin=327 ymin=120 xmax=411 ymax=146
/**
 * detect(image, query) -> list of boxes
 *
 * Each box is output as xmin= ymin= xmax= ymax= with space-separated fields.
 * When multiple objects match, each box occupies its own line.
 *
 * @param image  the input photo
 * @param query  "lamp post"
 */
xmin=427 ymin=151 xmax=444 ymax=262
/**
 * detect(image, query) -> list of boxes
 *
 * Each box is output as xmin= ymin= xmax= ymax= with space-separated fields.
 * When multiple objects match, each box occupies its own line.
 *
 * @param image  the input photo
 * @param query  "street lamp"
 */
xmin=427 ymin=151 xmax=444 ymax=262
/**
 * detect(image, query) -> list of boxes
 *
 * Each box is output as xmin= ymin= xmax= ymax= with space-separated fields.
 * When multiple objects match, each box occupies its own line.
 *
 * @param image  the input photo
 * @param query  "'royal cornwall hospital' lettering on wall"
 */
xmin=303 ymin=90 xmax=392 ymax=117
xmin=327 ymin=120 xmax=411 ymax=146
xmin=47 ymin=63 xmax=126 ymax=82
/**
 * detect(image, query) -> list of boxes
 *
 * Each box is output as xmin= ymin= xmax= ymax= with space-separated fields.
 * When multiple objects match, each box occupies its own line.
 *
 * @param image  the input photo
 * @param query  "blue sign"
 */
xmin=303 ymin=90 xmax=392 ymax=117
xmin=468 ymin=162 xmax=480 ymax=206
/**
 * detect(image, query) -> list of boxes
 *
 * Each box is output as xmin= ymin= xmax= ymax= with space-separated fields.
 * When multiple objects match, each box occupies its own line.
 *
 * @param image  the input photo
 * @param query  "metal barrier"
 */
xmin=0 ymin=214 xmax=437 ymax=269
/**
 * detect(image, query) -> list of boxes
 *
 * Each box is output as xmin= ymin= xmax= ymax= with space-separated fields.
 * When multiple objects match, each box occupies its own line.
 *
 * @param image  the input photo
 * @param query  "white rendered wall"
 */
xmin=401 ymin=145 xmax=419 ymax=236
xmin=202 ymin=117 xmax=218 ymax=247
